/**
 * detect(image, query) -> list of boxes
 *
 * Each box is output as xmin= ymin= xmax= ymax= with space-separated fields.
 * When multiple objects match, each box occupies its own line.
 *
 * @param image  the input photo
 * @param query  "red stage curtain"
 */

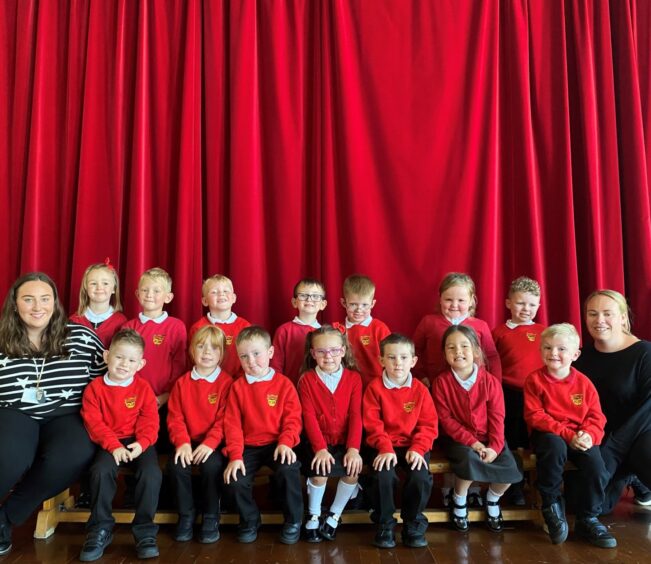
xmin=1 ymin=0 xmax=650 ymax=338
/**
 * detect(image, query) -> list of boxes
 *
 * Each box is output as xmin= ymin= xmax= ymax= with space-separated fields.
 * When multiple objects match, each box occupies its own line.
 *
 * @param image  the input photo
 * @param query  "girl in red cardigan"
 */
xmin=432 ymin=325 xmax=522 ymax=533
xmin=298 ymin=325 xmax=363 ymax=543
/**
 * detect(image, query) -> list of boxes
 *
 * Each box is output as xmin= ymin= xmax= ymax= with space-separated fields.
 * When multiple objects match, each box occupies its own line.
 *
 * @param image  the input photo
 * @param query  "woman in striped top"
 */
xmin=0 ymin=272 xmax=105 ymax=556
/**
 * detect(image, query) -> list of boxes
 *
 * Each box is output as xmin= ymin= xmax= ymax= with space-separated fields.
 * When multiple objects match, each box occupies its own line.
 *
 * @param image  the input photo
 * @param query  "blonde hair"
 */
xmin=584 ymin=289 xmax=632 ymax=334
xmin=508 ymin=276 xmax=541 ymax=298
xmin=439 ymin=272 xmax=477 ymax=316
xmin=139 ymin=267 xmax=173 ymax=292
xmin=189 ymin=325 xmax=225 ymax=364
xmin=76 ymin=263 xmax=122 ymax=315
xmin=202 ymin=274 xmax=234 ymax=295
xmin=343 ymin=274 xmax=375 ymax=299
xmin=541 ymin=323 xmax=580 ymax=349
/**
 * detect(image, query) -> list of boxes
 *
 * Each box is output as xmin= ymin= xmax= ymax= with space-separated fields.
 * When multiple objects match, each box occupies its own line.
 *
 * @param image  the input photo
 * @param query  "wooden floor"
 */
xmin=3 ymin=495 xmax=651 ymax=563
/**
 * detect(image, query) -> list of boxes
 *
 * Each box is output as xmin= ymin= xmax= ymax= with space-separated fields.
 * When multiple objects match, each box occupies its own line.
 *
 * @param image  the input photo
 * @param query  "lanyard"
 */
xmin=33 ymin=358 xmax=46 ymax=390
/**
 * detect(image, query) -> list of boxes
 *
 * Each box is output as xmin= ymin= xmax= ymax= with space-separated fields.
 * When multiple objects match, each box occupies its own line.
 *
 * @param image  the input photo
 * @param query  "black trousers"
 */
xmin=0 ymin=409 xmax=95 ymax=525
xmin=370 ymin=448 xmax=432 ymax=530
xmin=531 ymin=431 xmax=607 ymax=518
xmin=88 ymin=443 xmax=162 ymax=540
xmin=168 ymin=445 xmax=225 ymax=518
xmin=503 ymin=385 xmax=530 ymax=449
xmin=224 ymin=443 xmax=303 ymax=526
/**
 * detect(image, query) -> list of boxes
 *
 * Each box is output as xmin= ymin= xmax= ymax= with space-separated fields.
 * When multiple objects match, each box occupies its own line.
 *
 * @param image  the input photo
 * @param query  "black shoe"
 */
xmin=541 ymin=502 xmax=568 ymax=544
xmin=468 ymin=492 xmax=483 ymax=508
xmin=630 ymin=476 xmax=651 ymax=506
xmin=449 ymin=500 xmax=469 ymax=532
xmin=199 ymin=514 xmax=220 ymax=544
xmin=237 ymin=520 xmax=261 ymax=543
xmin=319 ymin=513 xmax=339 ymax=541
xmin=135 ymin=537 xmax=159 ymax=559
xmin=304 ymin=527 xmax=322 ymax=543
xmin=174 ymin=513 xmax=195 ymax=542
xmin=401 ymin=531 xmax=428 ymax=548
xmin=75 ymin=491 xmax=92 ymax=509
xmin=279 ymin=522 xmax=301 ymax=545
xmin=485 ymin=499 xmax=504 ymax=533
xmin=0 ymin=511 xmax=12 ymax=557
xmin=574 ymin=517 xmax=617 ymax=549
xmin=508 ymin=482 xmax=526 ymax=507
xmin=373 ymin=527 xmax=396 ymax=549
xmin=79 ymin=529 xmax=113 ymax=562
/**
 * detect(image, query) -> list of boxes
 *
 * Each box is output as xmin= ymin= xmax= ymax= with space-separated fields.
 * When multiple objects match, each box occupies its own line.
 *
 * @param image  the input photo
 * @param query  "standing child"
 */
xmin=298 ymin=325 xmax=363 ymax=542
xmin=79 ymin=329 xmax=161 ymax=561
xmin=432 ymin=326 xmax=522 ymax=533
xmin=271 ymin=278 xmax=327 ymax=385
xmin=70 ymin=260 xmax=127 ymax=348
xmin=189 ymin=275 xmax=250 ymax=378
xmin=167 ymin=325 xmax=233 ymax=544
xmin=524 ymin=323 xmax=616 ymax=548
xmin=363 ymin=334 xmax=438 ymax=549
xmin=340 ymin=275 xmax=390 ymax=387
xmin=223 ymin=326 xmax=303 ymax=544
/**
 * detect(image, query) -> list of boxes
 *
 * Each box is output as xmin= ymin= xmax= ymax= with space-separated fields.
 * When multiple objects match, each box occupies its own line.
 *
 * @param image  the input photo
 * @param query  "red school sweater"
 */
xmin=271 ymin=321 xmax=315 ymax=385
xmin=189 ymin=315 xmax=250 ymax=378
xmin=492 ymin=322 xmax=546 ymax=389
xmin=298 ymin=368 xmax=363 ymax=453
xmin=70 ymin=312 xmax=127 ymax=348
xmin=167 ymin=369 xmax=234 ymax=450
xmin=432 ymin=367 xmax=505 ymax=453
xmin=345 ymin=318 xmax=391 ymax=387
xmin=363 ymin=377 xmax=438 ymax=456
xmin=223 ymin=372 xmax=302 ymax=461
xmin=523 ymin=367 xmax=606 ymax=445
xmin=81 ymin=375 xmax=159 ymax=452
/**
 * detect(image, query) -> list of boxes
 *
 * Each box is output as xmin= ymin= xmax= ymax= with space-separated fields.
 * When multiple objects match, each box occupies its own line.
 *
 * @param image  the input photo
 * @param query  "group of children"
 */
xmin=70 ymin=262 xmax=617 ymax=560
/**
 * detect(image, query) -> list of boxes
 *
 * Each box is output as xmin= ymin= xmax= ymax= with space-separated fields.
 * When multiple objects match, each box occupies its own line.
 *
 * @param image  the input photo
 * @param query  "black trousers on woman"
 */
xmin=0 ymin=409 xmax=95 ymax=525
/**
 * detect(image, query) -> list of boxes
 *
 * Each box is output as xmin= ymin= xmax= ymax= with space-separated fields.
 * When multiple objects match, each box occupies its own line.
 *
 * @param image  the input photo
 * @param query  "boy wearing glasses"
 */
xmin=341 ymin=275 xmax=390 ymax=387
xmin=271 ymin=278 xmax=327 ymax=385
xmin=189 ymin=274 xmax=251 ymax=378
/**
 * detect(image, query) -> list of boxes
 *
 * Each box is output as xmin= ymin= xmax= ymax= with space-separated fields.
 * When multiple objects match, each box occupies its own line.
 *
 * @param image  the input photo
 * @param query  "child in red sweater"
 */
xmin=70 ymin=260 xmax=127 ymax=348
xmin=271 ymin=278 xmax=327 ymax=385
xmin=524 ymin=323 xmax=615 ymax=548
xmin=223 ymin=326 xmax=303 ymax=545
xmin=432 ymin=326 xmax=521 ymax=534
xmin=189 ymin=274 xmax=250 ymax=378
xmin=298 ymin=324 xmax=362 ymax=542
xmin=340 ymin=274 xmax=390 ymax=387
xmin=363 ymin=334 xmax=438 ymax=549
xmin=80 ymin=329 xmax=161 ymax=561
xmin=167 ymin=325 xmax=234 ymax=544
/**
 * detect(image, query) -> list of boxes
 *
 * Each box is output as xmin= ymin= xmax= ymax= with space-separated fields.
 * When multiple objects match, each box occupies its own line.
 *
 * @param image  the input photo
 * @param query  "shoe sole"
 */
xmin=199 ymin=533 xmax=220 ymax=544
xmin=373 ymin=541 xmax=396 ymax=549
xmin=0 ymin=545 xmax=11 ymax=557
xmin=279 ymin=535 xmax=300 ymax=545
xmin=237 ymin=534 xmax=258 ymax=543
xmin=137 ymin=549 xmax=160 ymax=559
xmin=635 ymin=498 xmax=651 ymax=506
xmin=174 ymin=533 xmax=193 ymax=542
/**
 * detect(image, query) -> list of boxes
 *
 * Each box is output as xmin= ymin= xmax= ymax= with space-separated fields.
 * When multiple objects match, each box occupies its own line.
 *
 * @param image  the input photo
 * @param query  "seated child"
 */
xmin=432 ymin=325 xmax=522 ymax=533
xmin=340 ymin=274 xmax=390 ymax=387
xmin=298 ymin=324 xmax=362 ymax=542
xmin=79 ymin=329 xmax=161 ymax=561
xmin=167 ymin=325 xmax=234 ymax=544
xmin=524 ymin=323 xmax=616 ymax=548
xmin=189 ymin=274 xmax=250 ymax=378
xmin=363 ymin=334 xmax=438 ymax=549
xmin=271 ymin=277 xmax=327 ymax=385
xmin=223 ymin=326 xmax=303 ymax=544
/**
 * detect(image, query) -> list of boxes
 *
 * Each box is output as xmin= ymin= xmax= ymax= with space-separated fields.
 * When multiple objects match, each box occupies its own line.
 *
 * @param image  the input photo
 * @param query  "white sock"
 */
xmin=305 ymin=514 xmax=320 ymax=530
xmin=486 ymin=488 xmax=502 ymax=518
xmin=307 ymin=478 xmax=326 ymax=525
xmin=327 ymin=481 xmax=359 ymax=527
xmin=453 ymin=492 xmax=467 ymax=518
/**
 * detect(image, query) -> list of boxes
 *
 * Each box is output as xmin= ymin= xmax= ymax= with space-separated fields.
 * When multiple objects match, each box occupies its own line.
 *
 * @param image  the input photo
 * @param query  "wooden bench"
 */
xmin=34 ymin=451 xmax=540 ymax=539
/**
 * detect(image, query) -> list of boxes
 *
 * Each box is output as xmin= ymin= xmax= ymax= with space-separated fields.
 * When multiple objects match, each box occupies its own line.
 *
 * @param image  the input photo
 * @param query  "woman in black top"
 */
xmin=0 ymin=273 xmax=105 ymax=555
xmin=574 ymin=289 xmax=651 ymax=513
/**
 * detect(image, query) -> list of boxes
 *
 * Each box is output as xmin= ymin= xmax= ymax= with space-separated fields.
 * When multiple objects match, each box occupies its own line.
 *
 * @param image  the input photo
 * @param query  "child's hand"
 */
xmin=570 ymin=432 xmax=590 ymax=451
xmin=576 ymin=430 xmax=593 ymax=450
xmin=405 ymin=450 xmax=426 ymax=471
xmin=193 ymin=444 xmax=214 ymax=465
xmin=126 ymin=441 xmax=143 ymax=460
xmin=156 ymin=393 xmax=169 ymax=408
xmin=175 ymin=443 xmax=193 ymax=467
xmin=343 ymin=448 xmax=363 ymax=477
xmin=372 ymin=452 xmax=397 ymax=471
xmin=311 ymin=449 xmax=335 ymax=476
xmin=224 ymin=460 xmax=245 ymax=484
xmin=480 ymin=447 xmax=498 ymax=464
xmin=274 ymin=444 xmax=297 ymax=465
xmin=112 ymin=447 xmax=131 ymax=465
xmin=471 ymin=441 xmax=486 ymax=454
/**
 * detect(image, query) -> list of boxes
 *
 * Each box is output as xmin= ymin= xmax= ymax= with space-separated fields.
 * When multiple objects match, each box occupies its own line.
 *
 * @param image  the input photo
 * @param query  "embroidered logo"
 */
xmin=208 ymin=393 xmax=219 ymax=405
xmin=124 ymin=396 xmax=137 ymax=409
xmin=526 ymin=332 xmax=536 ymax=342
xmin=361 ymin=335 xmax=371 ymax=346
xmin=267 ymin=394 xmax=278 ymax=407
xmin=571 ymin=394 xmax=583 ymax=406
xmin=226 ymin=336 xmax=233 ymax=346
xmin=403 ymin=401 xmax=416 ymax=413
xmin=152 ymin=334 xmax=165 ymax=346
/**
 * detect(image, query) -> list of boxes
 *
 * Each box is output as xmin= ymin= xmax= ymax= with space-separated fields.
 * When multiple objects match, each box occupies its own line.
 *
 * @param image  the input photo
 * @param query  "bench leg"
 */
xmin=34 ymin=490 xmax=75 ymax=539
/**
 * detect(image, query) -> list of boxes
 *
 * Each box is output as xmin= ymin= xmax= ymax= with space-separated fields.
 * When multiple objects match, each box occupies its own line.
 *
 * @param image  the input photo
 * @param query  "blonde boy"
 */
xmin=189 ymin=274 xmax=250 ymax=377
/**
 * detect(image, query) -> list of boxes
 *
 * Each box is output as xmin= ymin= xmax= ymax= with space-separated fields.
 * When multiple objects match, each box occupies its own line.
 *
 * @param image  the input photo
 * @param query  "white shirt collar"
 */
xmin=446 ymin=314 xmax=469 ymax=325
xmin=208 ymin=312 xmax=237 ymax=324
xmin=103 ymin=374 xmax=134 ymax=387
xmin=85 ymin=306 xmax=114 ymax=324
xmin=505 ymin=319 xmax=534 ymax=329
xmin=315 ymin=365 xmax=343 ymax=394
xmin=382 ymin=370 xmax=412 ymax=389
xmin=345 ymin=316 xmax=373 ymax=329
xmin=191 ymin=366 xmax=222 ymax=383
xmin=245 ymin=368 xmax=275 ymax=384
xmin=138 ymin=311 xmax=168 ymax=324
xmin=452 ymin=363 xmax=479 ymax=391
xmin=292 ymin=316 xmax=321 ymax=329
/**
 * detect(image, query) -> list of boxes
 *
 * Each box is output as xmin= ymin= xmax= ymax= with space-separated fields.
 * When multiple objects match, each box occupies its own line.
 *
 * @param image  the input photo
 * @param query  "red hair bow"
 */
xmin=104 ymin=257 xmax=115 ymax=270
xmin=331 ymin=322 xmax=346 ymax=335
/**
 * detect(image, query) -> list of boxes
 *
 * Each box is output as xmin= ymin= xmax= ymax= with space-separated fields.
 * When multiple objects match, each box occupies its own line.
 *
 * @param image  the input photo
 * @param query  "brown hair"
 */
xmin=76 ymin=263 xmax=123 ymax=315
xmin=441 ymin=324 xmax=485 ymax=366
xmin=189 ymin=325 xmax=225 ymax=364
xmin=508 ymin=276 xmax=541 ymax=298
xmin=236 ymin=325 xmax=272 ymax=348
xmin=343 ymin=274 xmax=376 ymax=299
xmin=110 ymin=328 xmax=145 ymax=352
xmin=379 ymin=333 xmax=416 ymax=356
xmin=301 ymin=324 xmax=357 ymax=374
xmin=293 ymin=278 xmax=325 ymax=298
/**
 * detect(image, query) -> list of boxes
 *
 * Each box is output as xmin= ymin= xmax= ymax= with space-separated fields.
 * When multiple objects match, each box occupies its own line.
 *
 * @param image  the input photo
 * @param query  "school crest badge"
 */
xmin=267 ymin=394 xmax=278 ymax=407
xmin=208 ymin=393 xmax=219 ymax=405
xmin=526 ymin=333 xmax=536 ymax=342
xmin=226 ymin=336 xmax=233 ymax=346
xmin=152 ymin=334 xmax=165 ymax=346
xmin=124 ymin=396 xmax=137 ymax=409
xmin=571 ymin=394 xmax=583 ymax=406
xmin=403 ymin=401 xmax=416 ymax=413
xmin=361 ymin=335 xmax=371 ymax=346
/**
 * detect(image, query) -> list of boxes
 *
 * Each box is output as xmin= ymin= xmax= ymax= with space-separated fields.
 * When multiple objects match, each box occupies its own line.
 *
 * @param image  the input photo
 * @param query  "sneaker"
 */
xmin=279 ymin=522 xmax=301 ymax=545
xmin=174 ymin=513 xmax=195 ymax=542
xmin=237 ymin=519 xmax=261 ymax=543
xmin=135 ymin=537 xmax=159 ymax=559
xmin=574 ymin=517 xmax=617 ymax=549
xmin=541 ymin=502 xmax=568 ymax=545
xmin=401 ymin=531 xmax=428 ymax=548
xmin=0 ymin=510 xmax=12 ymax=557
xmin=198 ymin=514 xmax=220 ymax=544
xmin=373 ymin=526 xmax=396 ymax=549
xmin=79 ymin=529 xmax=113 ymax=562
xmin=631 ymin=476 xmax=651 ymax=506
